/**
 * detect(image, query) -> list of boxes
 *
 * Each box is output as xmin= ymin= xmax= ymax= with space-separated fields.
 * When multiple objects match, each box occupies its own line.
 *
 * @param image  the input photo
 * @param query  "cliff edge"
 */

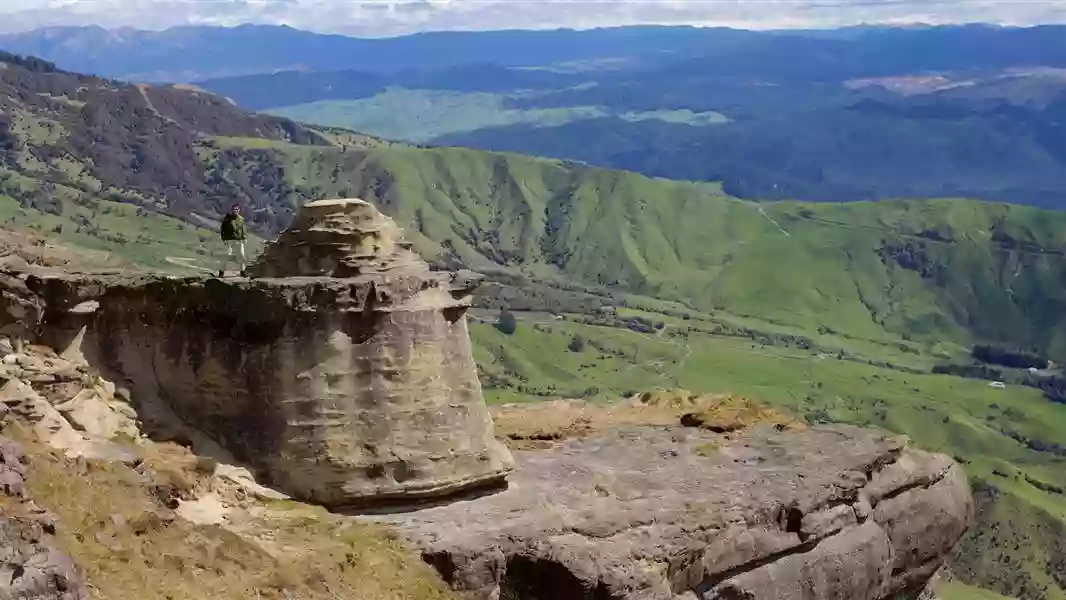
xmin=16 ymin=199 xmax=515 ymax=508
xmin=380 ymin=399 xmax=974 ymax=600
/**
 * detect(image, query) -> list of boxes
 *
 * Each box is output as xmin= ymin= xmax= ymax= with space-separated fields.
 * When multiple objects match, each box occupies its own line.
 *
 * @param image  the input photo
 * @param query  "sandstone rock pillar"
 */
xmin=31 ymin=199 xmax=514 ymax=509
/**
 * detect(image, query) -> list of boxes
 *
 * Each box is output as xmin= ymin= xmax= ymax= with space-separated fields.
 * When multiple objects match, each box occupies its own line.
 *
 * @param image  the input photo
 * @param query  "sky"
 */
xmin=2 ymin=0 xmax=1066 ymax=36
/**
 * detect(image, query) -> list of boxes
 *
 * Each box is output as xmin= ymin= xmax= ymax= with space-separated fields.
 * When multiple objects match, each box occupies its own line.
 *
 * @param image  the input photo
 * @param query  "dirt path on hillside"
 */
xmin=165 ymin=256 xmax=214 ymax=274
xmin=135 ymin=84 xmax=177 ymax=124
xmin=754 ymin=204 xmax=792 ymax=237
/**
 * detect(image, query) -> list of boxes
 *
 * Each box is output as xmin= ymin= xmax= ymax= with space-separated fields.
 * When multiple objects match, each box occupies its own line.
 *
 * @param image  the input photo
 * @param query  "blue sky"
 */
xmin=2 ymin=0 xmax=1066 ymax=36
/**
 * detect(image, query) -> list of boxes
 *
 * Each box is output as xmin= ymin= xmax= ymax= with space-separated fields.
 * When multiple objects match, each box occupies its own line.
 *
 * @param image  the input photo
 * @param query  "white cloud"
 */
xmin=1 ymin=0 xmax=1065 ymax=35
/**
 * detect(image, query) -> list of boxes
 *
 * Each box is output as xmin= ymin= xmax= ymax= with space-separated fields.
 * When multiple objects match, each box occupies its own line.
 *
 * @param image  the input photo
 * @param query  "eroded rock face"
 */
xmin=375 ymin=424 xmax=973 ymax=600
xmin=248 ymin=198 xmax=428 ymax=278
xmin=21 ymin=199 xmax=514 ymax=508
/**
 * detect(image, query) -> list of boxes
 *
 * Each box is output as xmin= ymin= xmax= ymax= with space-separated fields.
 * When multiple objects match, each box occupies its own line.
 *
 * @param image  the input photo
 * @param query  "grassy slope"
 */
xmin=9 ymin=144 xmax=1066 ymax=596
xmin=231 ymin=140 xmax=1066 ymax=357
xmin=940 ymin=583 xmax=1016 ymax=600
xmin=224 ymin=140 xmax=1066 ymax=600
xmin=7 ymin=425 xmax=454 ymax=600
xmin=0 ymin=192 xmax=264 ymax=273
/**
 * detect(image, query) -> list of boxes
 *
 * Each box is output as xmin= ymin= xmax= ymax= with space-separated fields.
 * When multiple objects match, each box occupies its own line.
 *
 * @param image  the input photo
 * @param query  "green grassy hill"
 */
xmin=203 ymin=137 xmax=1066 ymax=357
xmin=188 ymin=133 xmax=1066 ymax=600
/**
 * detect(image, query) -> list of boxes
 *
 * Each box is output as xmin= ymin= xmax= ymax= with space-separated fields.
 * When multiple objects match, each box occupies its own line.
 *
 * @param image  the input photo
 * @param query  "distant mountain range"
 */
xmin=0 ymin=24 xmax=734 ymax=81
xmin=5 ymin=23 xmax=1066 ymax=82
xmin=7 ymin=23 xmax=1066 ymax=209
xmin=96 ymin=23 xmax=1066 ymax=210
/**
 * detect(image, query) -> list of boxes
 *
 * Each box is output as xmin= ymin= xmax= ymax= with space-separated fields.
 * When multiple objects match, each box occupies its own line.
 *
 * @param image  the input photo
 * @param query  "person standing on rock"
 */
xmin=218 ymin=203 xmax=247 ymax=277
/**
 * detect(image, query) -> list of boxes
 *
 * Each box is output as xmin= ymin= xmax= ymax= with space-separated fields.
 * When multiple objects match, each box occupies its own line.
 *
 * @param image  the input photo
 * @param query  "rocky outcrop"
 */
xmin=377 ymin=424 xmax=973 ymax=600
xmin=0 ymin=347 xmax=142 ymax=465
xmin=0 ymin=204 xmax=975 ymax=600
xmin=0 ymin=437 xmax=88 ymax=600
xmin=13 ymin=198 xmax=514 ymax=509
xmin=1 ymin=270 xmax=42 ymax=353
xmin=247 ymin=197 xmax=429 ymax=278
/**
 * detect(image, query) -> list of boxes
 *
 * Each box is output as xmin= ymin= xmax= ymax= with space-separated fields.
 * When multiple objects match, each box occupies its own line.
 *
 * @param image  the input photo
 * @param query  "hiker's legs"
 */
xmin=219 ymin=240 xmax=234 ymax=275
xmin=219 ymin=240 xmax=246 ymax=276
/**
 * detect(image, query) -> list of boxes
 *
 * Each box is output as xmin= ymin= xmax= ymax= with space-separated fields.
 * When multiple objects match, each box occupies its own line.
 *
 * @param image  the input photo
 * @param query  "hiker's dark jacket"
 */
xmin=220 ymin=214 xmax=246 ymax=241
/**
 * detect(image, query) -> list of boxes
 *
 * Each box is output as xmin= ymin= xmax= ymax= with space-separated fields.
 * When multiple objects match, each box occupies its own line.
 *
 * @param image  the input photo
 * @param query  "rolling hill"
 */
xmin=170 ymin=24 xmax=1066 ymax=209
xmin=5 ymin=49 xmax=1066 ymax=354
xmin=2 ymin=50 xmax=1066 ymax=599
xmin=437 ymin=90 xmax=1066 ymax=208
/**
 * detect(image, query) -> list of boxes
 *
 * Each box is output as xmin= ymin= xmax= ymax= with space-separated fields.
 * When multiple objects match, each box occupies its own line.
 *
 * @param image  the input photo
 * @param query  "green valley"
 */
xmin=264 ymin=87 xmax=728 ymax=143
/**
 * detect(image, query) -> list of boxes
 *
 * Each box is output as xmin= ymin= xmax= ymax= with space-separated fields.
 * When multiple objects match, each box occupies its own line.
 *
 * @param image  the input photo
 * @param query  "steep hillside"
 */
xmin=199 ymin=140 xmax=1066 ymax=357
xmin=0 ymin=50 xmax=337 ymax=232
xmin=4 ymin=50 xmax=1066 ymax=356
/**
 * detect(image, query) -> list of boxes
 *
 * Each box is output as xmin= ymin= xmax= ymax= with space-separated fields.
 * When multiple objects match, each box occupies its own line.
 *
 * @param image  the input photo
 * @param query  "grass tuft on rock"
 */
xmin=493 ymin=389 xmax=803 ymax=451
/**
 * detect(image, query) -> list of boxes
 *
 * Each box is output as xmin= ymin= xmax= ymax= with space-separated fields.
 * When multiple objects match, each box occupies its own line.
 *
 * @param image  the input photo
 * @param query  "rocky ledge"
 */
xmin=4 ymin=199 xmax=514 ymax=509
xmin=377 ymin=423 xmax=972 ymax=600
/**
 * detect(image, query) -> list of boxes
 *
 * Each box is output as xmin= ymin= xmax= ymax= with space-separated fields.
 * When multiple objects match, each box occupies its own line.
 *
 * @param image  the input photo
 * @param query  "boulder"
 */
xmin=246 ymin=197 xmax=429 ymax=278
xmin=54 ymin=387 xmax=139 ymax=440
xmin=0 ymin=379 xmax=85 ymax=449
xmin=0 ymin=378 xmax=140 ymax=465
xmin=25 ymin=198 xmax=514 ymax=509
xmin=375 ymin=424 xmax=973 ymax=600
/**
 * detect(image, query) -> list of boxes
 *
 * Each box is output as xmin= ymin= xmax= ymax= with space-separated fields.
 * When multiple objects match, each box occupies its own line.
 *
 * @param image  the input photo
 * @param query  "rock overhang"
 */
xmin=14 ymin=198 xmax=515 ymax=509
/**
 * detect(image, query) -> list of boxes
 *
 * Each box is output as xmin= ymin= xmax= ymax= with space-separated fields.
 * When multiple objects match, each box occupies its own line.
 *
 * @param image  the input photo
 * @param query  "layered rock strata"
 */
xmin=377 ymin=424 xmax=973 ymax=600
xmin=18 ymin=199 xmax=514 ymax=508
xmin=247 ymin=197 xmax=428 ymax=278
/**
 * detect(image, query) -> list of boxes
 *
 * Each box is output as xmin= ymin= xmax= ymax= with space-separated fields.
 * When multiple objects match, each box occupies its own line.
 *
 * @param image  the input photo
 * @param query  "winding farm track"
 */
xmin=165 ymin=256 xmax=214 ymax=274
xmin=751 ymin=203 xmax=792 ymax=237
